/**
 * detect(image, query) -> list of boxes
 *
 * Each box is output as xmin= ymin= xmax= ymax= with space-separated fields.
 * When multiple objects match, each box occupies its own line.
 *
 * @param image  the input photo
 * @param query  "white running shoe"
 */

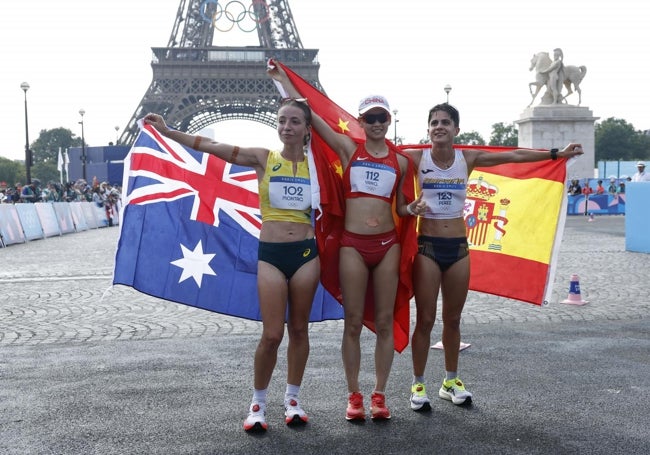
xmin=243 ymin=402 xmax=268 ymax=432
xmin=439 ymin=377 xmax=473 ymax=405
xmin=284 ymin=397 xmax=308 ymax=425
xmin=410 ymin=382 xmax=431 ymax=411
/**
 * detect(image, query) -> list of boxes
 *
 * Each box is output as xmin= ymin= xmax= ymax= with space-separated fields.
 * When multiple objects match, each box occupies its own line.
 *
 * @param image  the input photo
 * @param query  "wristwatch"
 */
xmin=550 ymin=148 xmax=558 ymax=160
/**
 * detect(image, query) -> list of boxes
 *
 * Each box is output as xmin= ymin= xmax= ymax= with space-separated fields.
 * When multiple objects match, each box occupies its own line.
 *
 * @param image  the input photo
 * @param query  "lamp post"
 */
xmin=20 ymin=82 xmax=31 ymax=184
xmin=392 ymin=109 xmax=399 ymax=144
xmin=114 ymin=125 xmax=119 ymax=145
xmin=444 ymin=84 xmax=452 ymax=103
xmin=79 ymin=109 xmax=86 ymax=181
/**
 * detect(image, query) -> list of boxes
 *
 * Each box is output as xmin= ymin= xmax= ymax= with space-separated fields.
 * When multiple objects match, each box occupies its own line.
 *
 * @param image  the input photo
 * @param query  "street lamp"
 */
xmin=79 ymin=109 xmax=86 ymax=181
xmin=392 ymin=109 xmax=399 ymax=144
xmin=444 ymin=84 xmax=452 ymax=103
xmin=114 ymin=125 xmax=119 ymax=145
xmin=20 ymin=82 xmax=31 ymax=184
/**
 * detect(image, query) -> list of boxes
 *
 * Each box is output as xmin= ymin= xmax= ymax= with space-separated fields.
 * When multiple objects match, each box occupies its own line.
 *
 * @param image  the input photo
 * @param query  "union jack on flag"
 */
xmin=113 ymin=121 xmax=344 ymax=322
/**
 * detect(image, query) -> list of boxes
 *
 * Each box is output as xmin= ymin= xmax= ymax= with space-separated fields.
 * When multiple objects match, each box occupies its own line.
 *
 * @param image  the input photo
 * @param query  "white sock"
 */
xmin=252 ymin=388 xmax=267 ymax=407
xmin=285 ymin=383 xmax=300 ymax=402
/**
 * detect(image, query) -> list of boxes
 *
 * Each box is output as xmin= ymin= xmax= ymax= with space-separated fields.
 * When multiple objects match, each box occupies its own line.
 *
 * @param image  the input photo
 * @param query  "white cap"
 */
xmin=637 ymin=161 xmax=646 ymax=167
xmin=358 ymin=95 xmax=391 ymax=115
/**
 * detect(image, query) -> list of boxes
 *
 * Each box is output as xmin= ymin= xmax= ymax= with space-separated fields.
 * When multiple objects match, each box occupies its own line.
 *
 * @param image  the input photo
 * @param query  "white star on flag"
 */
xmin=170 ymin=240 xmax=217 ymax=287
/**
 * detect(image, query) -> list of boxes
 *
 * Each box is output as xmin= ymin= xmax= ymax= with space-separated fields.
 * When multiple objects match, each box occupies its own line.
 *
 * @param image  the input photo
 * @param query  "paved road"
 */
xmin=1 ymin=215 xmax=648 ymax=454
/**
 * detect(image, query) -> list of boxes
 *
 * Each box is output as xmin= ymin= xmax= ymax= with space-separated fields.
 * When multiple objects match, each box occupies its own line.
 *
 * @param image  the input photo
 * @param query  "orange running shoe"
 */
xmin=345 ymin=392 xmax=366 ymax=421
xmin=370 ymin=392 xmax=391 ymax=420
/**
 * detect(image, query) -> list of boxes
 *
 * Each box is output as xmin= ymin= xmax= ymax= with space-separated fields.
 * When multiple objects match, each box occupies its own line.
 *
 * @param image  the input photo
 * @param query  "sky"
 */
xmin=2 ymin=0 xmax=648 ymax=163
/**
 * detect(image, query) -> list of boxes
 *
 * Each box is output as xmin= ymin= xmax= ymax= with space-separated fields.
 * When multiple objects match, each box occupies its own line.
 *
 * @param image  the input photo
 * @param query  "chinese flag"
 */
xmin=275 ymin=61 xmax=417 ymax=352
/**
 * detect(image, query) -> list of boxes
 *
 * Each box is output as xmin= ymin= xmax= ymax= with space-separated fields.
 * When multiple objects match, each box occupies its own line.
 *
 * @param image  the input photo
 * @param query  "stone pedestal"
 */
xmin=516 ymin=105 xmax=598 ymax=180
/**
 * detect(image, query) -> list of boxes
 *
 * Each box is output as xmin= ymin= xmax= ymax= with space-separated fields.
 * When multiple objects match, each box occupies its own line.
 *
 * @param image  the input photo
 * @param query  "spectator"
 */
xmin=582 ymin=180 xmax=593 ymax=215
xmin=92 ymin=186 xmax=105 ymax=209
xmin=631 ymin=162 xmax=650 ymax=182
xmin=43 ymin=182 xmax=61 ymax=202
xmin=4 ymin=186 xmax=19 ymax=203
xmin=63 ymin=182 xmax=78 ymax=202
xmin=100 ymin=182 xmax=116 ymax=226
xmin=20 ymin=179 xmax=41 ymax=203
xmin=595 ymin=180 xmax=605 ymax=194
xmin=567 ymin=179 xmax=581 ymax=195
xmin=607 ymin=178 xmax=617 ymax=195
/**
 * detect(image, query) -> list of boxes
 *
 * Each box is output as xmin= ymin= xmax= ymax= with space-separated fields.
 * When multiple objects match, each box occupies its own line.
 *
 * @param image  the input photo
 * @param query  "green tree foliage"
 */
xmin=0 ymin=127 xmax=80 ymax=185
xmin=489 ymin=122 xmax=518 ymax=146
xmin=31 ymin=161 xmax=60 ymax=184
xmin=31 ymin=127 xmax=80 ymax=165
xmin=594 ymin=118 xmax=650 ymax=161
xmin=456 ymin=131 xmax=485 ymax=145
xmin=0 ymin=156 xmax=25 ymax=186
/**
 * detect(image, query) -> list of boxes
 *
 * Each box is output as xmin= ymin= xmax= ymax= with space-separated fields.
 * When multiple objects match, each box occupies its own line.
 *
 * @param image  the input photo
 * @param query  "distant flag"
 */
xmin=113 ymin=120 xmax=344 ymax=323
xmin=63 ymin=149 xmax=70 ymax=182
xmin=57 ymin=148 xmax=64 ymax=183
xmin=271 ymin=60 xmax=418 ymax=353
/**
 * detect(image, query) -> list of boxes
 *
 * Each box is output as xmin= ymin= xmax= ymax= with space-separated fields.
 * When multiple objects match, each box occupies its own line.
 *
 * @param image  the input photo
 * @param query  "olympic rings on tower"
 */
xmin=200 ymin=0 xmax=270 ymax=33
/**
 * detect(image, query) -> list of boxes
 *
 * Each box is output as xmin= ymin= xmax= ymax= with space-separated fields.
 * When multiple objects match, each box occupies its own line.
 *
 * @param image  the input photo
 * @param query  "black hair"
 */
xmin=428 ymin=103 xmax=460 ymax=127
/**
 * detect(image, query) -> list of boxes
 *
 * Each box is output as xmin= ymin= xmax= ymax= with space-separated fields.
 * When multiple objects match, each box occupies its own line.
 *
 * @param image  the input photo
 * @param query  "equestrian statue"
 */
xmin=528 ymin=48 xmax=587 ymax=106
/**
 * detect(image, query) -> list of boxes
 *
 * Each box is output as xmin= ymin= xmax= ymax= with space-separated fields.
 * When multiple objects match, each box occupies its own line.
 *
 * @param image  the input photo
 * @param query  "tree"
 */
xmin=31 ymin=161 xmax=60 ymax=184
xmin=0 ymin=127 xmax=80 ymax=185
xmin=456 ymin=131 xmax=485 ymax=145
xmin=31 ymin=127 xmax=80 ymax=165
xmin=489 ymin=122 xmax=518 ymax=146
xmin=0 ymin=156 xmax=25 ymax=186
xmin=595 ymin=117 xmax=650 ymax=161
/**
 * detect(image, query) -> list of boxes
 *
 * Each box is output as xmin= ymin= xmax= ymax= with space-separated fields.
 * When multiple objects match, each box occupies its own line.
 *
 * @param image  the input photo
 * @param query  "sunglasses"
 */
xmin=362 ymin=112 xmax=389 ymax=124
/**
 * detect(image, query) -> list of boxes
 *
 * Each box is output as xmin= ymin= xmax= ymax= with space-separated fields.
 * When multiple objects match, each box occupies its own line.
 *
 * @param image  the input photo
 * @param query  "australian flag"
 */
xmin=113 ymin=121 xmax=344 ymax=322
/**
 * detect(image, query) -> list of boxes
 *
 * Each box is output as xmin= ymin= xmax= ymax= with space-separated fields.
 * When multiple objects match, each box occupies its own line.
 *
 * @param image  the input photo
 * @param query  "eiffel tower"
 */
xmin=119 ymin=0 xmax=323 ymax=145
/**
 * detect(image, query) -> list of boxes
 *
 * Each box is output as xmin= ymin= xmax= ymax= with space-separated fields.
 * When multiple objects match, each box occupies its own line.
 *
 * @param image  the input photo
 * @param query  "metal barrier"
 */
xmin=0 ymin=201 xmax=119 ymax=247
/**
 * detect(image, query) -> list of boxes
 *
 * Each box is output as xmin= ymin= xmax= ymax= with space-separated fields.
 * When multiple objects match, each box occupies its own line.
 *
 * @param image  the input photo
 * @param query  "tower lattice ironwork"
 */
xmin=119 ymin=0 xmax=323 ymax=145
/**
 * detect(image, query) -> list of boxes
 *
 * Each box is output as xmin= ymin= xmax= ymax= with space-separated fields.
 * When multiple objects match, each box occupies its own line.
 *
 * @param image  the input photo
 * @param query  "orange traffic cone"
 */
xmin=561 ymin=274 xmax=589 ymax=305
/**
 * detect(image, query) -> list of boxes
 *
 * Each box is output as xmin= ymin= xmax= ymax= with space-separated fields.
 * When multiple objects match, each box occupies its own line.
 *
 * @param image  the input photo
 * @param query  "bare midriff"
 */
xmin=259 ymin=220 xmax=315 ymax=242
xmin=344 ymin=197 xmax=395 ymax=235
xmin=418 ymin=217 xmax=467 ymax=238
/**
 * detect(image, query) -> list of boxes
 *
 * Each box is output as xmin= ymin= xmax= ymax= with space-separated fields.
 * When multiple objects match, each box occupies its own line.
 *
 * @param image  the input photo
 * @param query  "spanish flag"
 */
xmin=407 ymin=143 xmax=567 ymax=306
xmin=273 ymin=60 xmax=418 ymax=353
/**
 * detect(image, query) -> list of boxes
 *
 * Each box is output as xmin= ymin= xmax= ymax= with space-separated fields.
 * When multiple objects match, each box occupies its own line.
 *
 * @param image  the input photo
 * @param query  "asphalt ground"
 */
xmin=1 ymin=215 xmax=648 ymax=454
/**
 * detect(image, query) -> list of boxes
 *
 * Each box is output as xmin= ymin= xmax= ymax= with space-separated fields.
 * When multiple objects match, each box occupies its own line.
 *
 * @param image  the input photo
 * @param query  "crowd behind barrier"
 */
xmin=566 ymin=177 xmax=628 ymax=216
xmin=0 ymin=179 xmax=121 ymax=248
